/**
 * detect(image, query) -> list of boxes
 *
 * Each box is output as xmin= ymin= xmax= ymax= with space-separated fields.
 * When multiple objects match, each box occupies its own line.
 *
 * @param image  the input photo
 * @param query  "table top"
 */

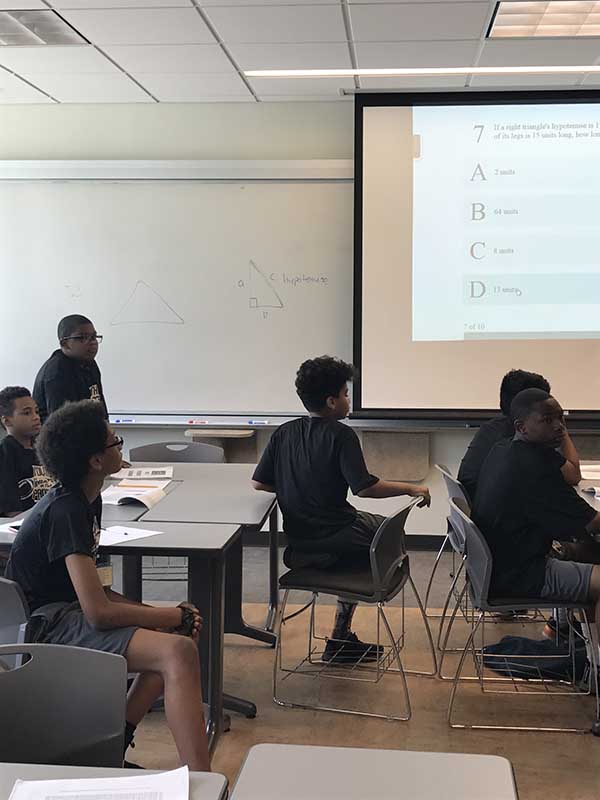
xmin=230 ymin=744 xmax=518 ymax=800
xmin=0 ymin=763 xmax=227 ymax=800
xmin=99 ymin=521 xmax=241 ymax=556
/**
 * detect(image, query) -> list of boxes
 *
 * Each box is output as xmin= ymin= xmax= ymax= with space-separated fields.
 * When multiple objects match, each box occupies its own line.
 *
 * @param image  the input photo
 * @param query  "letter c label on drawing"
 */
xmin=470 ymin=242 xmax=486 ymax=260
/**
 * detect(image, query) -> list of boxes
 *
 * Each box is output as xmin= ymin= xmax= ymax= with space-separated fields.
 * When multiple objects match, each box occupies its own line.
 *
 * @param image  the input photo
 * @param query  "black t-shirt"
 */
xmin=473 ymin=438 xmax=597 ymax=598
xmin=5 ymin=486 xmax=102 ymax=612
xmin=33 ymin=350 xmax=108 ymax=422
xmin=457 ymin=414 xmax=514 ymax=503
xmin=253 ymin=417 xmax=379 ymax=539
xmin=0 ymin=435 xmax=54 ymax=517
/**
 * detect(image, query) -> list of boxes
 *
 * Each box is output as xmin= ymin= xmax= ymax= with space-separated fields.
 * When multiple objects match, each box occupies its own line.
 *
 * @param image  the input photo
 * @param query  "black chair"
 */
xmin=446 ymin=498 xmax=600 ymax=734
xmin=273 ymin=499 xmax=437 ymax=721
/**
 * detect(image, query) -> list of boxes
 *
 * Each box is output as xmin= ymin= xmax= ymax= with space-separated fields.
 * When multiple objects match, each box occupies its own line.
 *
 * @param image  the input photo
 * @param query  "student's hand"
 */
xmin=177 ymin=602 xmax=203 ymax=642
xmin=121 ymin=459 xmax=132 ymax=468
xmin=411 ymin=486 xmax=431 ymax=508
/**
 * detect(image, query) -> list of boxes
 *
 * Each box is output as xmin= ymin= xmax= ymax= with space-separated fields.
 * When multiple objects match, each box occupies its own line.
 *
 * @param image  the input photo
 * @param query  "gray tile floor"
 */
xmin=112 ymin=547 xmax=457 ymax=609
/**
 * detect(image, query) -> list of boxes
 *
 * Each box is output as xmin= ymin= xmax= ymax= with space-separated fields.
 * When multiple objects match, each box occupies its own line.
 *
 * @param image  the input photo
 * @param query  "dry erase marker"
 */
xmin=115 ymin=418 xmax=135 ymax=423
xmin=248 ymin=420 xmax=269 ymax=425
xmin=188 ymin=419 xmax=209 ymax=424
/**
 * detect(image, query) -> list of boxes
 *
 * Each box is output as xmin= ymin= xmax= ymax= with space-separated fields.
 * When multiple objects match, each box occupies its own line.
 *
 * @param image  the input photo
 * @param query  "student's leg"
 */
xmin=126 ymin=672 xmax=164 ymax=726
xmin=125 ymin=629 xmax=210 ymax=771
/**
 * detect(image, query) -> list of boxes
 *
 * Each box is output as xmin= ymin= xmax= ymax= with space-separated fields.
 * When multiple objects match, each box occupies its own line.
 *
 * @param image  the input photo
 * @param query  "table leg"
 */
xmin=265 ymin=506 xmax=279 ymax=633
xmin=122 ymin=554 xmax=142 ymax=602
xmin=224 ymin=533 xmax=276 ymax=647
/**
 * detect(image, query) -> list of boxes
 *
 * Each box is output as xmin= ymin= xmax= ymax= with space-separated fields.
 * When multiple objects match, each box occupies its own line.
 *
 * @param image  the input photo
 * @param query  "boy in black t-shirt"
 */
xmin=33 ymin=314 xmax=109 ymax=423
xmin=253 ymin=356 xmax=431 ymax=664
xmin=0 ymin=386 xmax=53 ymax=517
xmin=6 ymin=400 xmax=210 ymax=771
xmin=458 ymin=369 xmax=554 ymax=503
xmin=473 ymin=389 xmax=600 ymax=629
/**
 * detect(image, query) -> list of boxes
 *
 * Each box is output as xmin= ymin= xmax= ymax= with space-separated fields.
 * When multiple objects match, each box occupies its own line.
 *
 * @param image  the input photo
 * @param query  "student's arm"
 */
xmin=252 ymin=434 xmax=277 ymax=493
xmin=586 ymin=512 xmax=600 ymax=533
xmin=67 ymin=554 xmax=186 ymax=630
xmin=0 ymin=447 xmax=20 ymax=517
xmin=358 ymin=480 xmax=431 ymax=507
xmin=43 ymin=377 xmax=78 ymax=416
xmin=252 ymin=480 xmax=275 ymax=493
xmin=559 ymin=430 xmax=581 ymax=485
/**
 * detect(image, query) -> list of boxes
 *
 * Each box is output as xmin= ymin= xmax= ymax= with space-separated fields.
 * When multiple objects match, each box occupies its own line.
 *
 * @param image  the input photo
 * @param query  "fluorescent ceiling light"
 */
xmin=245 ymin=65 xmax=600 ymax=78
xmin=0 ymin=10 xmax=86 ymax=45
xmin=490 ymin=1 xmax=600 ymax=37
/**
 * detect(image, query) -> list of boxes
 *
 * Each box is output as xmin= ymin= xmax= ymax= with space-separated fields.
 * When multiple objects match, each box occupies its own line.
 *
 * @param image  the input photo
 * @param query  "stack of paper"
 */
xmin=100 ymin=526 xmax=164 ymax=546
xmin=102 ymin=479 xmax=170 ymax=509
xmin=8 ymin=765 xmax=189 ymax=800
xmin=581 ymin=464 xmax=600 ymax=480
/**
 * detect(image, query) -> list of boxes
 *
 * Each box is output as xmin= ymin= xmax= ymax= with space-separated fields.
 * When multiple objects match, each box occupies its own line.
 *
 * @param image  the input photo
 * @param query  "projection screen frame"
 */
xmin=353 ymin=89 xmax=600 ymax=423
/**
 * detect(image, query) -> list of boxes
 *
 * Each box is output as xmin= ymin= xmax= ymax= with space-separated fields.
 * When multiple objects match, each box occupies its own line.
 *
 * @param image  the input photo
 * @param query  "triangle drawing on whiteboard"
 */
xmin=248 ymin=260 xmax=284 ymax=310
xmin=111 ymin=281 xmax=185 ymax=326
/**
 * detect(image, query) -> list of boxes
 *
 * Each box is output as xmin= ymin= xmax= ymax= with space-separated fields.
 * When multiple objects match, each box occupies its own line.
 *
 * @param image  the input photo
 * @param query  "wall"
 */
xmin=0 ymin=99 xmax=472 ymax=537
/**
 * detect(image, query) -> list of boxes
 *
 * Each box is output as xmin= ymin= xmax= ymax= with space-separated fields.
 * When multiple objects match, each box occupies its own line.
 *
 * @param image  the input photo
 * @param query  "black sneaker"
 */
xmin=543 ymin=617 xmax=584 ymax=642
xmin=322 ymin=632 xmax=383 ymax=665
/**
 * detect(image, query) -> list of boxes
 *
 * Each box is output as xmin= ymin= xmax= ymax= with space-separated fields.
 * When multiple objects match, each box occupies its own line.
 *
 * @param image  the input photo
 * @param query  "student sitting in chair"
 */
xmin=252 ymin=355 xmax=430 ymax=665
xmin=5 ymin=400 xmax=210 ymax=772
xmin=458 ymin=369 xmax=558 ymax=503
xmin=33 ymin=315 xmax=109 ymax=423
xmin=473 ymin=388 xmax=600 ymax=630
xmin=0 ymin=386 xmax=53 ymax=518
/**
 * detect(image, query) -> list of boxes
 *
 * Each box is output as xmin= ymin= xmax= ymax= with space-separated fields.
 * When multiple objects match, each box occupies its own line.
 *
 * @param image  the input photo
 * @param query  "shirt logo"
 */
xmin=92 ymin=516 xmax=101 ymax=560
xmin=17 ymin=465 xmax=54 ymax=503
xmin=89 ymin=384 xmax=101 ymax=402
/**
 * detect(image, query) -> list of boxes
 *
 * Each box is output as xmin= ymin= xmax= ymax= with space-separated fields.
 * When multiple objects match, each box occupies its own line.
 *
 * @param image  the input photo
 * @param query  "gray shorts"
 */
xmin=28 ymin=601 xmax=138 ymax=656
xmin=540 ymin=558 xmax=594 ymax=605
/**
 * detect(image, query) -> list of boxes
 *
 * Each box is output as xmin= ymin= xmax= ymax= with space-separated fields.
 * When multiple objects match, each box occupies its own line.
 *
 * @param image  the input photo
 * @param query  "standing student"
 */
xmin=0 ymin=386 xmax=53 ymax=518
xmin=458 ymin=369 xmax=553 ymax=502
xmin=33 ymin=315 xmax=108 ymax=423
xmin=5 ymin=400 xmax=210 ymax=771
xmin=252 ymin=356 xmax=430 ymax=665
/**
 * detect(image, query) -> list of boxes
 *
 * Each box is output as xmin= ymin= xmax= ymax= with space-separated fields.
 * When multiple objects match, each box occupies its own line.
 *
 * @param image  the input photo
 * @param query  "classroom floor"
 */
xmin=124 ymin=551 xmax=600 ymax=800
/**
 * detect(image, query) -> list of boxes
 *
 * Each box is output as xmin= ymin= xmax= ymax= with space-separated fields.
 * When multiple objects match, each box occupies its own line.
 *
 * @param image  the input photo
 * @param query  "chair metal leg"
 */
xmin=436 ymin=556 xmax=467 ymax=652
xmin=447 ymin=612 xmax=484 ymax=728
xmin=423 ymin=535 xmax=449 ymax=618
xmin=402 ymin=575 xmax=437 ymax=677
xmin=272 ymin=589 xmax=290 ymax=708
xmin=438 ymin=581 xmax=470 ymax=680
xmin=378 ymin=603 xmax=411 ymax=721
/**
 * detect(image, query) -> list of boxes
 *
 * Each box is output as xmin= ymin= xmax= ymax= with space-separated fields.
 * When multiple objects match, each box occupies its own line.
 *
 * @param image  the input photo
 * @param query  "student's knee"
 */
xmin=164 ymin=634 xmax=199 ymax=672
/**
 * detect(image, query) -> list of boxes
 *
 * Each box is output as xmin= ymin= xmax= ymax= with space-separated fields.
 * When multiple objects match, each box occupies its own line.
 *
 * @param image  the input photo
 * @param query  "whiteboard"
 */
xmin=0 ymin=174 xmax=353 ymax=414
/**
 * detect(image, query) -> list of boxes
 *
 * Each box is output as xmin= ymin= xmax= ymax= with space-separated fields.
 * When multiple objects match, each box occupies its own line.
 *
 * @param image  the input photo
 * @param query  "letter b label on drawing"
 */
xmin=470 ymin=281 xmax=486 ymax=299
xmin=471 ymin=203 xmax=485 ymax=221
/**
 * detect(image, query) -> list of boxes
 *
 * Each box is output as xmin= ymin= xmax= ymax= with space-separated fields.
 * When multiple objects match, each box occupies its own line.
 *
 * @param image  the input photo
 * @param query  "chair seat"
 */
xmin=279 ymin=559 xmax=410 ymax=603
xmin=480 ymin=595 xmax=586 ymax=613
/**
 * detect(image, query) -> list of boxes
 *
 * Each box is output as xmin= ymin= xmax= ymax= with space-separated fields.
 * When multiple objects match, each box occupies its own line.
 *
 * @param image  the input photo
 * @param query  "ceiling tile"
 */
xmin=103 ymin=43 xmax=233 ymax=72
xmin=355 ymin=40 xmax=479 ymax=68
xmin=470 ymin=73 xmax=580 ymax=86
xmin=204 ymin=5 xmax=346 ymax=43
xmin=478 ymin=37 xmax=600 ymax=66
xmin=359 ymin=75 xmax=467 ymax=88
xmin=202 ymin=0 xmax=337 ymax=4
xmin=0 ymin=0 xmax=47 ymax=7
xmin=138 ymin=71 xmax=252 ymax=99
xmin=58 ymin=8 xmax=214 ymax=45
xmin=51 ymin=0 xmax=190 ymax=7
xmin=350 ymin=3 xmax=491 ymax=41
xmin=229 ymin=42 xmax=351 ymax=70
xmin=249 ymin=75 xmax=354 ymax=94
xmin=21 ymin=70 xmax=154 ymax=100
xmin=0 ymin=72 xmax=53 ymax=101
xmin=0 ymin=45 xmax=117 ymax=73
xmin=259 ymin=93 xmax=352 ymax=101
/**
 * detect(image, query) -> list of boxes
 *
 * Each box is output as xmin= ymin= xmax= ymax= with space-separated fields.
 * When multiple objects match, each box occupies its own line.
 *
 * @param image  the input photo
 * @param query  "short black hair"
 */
xmin=58 ymin=314 xmax=93 ymax=342
xmin=500 ymin=369 xmax=550 ymax=416
xmin=510 ymin=388 xmax=551 ymax=424
xmin=295 ymin=356 xmax=355 ymax=412
xmin=37 ymin=400 xmax=108 ymax=487
xmin=0 ymin=386 xmax=31 ymax=421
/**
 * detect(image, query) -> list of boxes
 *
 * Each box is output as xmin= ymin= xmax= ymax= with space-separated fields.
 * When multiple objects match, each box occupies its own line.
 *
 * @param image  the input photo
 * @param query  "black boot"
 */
xmin=123 ymin=721 xmax=144 ymax=769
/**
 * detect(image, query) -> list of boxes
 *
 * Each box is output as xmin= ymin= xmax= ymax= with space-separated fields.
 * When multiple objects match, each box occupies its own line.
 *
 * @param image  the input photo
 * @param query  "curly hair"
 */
xmin=500 ymin=369 xmax=550 ymax=416
xmin=37 ymin=400 xmax=108 ymax=487
xmin=0 ymin=386 xmax=31 ymax=421
xmin=509 ymin=388 xmax=551 ymax=424
xmin=295 ymin=356 xmax=355 ymax=412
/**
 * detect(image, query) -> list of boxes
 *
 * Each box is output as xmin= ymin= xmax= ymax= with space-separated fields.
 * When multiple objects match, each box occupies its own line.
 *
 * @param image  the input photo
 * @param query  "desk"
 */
xmin=100 ymin=521 xmax=240 ymax=751
xmin=231 ymin=744 xmax=518 ymax=800
xmin=0 ymin=763 xmax=227 ymax=800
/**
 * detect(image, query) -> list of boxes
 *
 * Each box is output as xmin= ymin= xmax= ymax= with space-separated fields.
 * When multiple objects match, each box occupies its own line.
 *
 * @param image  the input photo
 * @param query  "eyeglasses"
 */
xmin=105 ymin=435 xmax=124 ymax=451
xmin=62 ymin=334 xmax=103 ymax=344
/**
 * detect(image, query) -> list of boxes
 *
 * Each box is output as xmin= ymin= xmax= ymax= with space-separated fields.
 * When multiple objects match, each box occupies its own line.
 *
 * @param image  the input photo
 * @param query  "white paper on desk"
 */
xmin=114 ymin=466 xmax=174 ymax=480
xmin=582 ymin=469 xmax=600 ymax=479
xmin=0 ymin=521 xmax=21 ymax=534
xmin=582 ymin=486 xmax=600 ymax=498
xmin=101 ymin=526 xmax=164 ymax=545
xmin=8 ymin=765 xmax=189 ymax=800
xmin=102 ymin=483 xmax=167 ymax=509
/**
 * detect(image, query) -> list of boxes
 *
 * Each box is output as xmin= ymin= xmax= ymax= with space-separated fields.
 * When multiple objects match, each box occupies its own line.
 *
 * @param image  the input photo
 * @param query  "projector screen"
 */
xmin=355 ymin=91 xmax=600 ymax=417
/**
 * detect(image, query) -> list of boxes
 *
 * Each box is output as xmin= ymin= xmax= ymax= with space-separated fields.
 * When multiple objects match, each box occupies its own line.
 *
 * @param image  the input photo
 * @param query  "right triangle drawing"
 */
xmin=248 ymin=260 xmax=284 ymax=310
xmin=111 ymin=281 xmax=185 ymax=326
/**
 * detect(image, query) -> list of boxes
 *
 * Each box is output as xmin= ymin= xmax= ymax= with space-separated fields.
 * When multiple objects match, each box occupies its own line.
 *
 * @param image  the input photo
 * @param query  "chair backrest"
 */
xmin=0 ymin=577 xmax=29 ymax=647
xmin=435 ymin=464 xmax=471 ymax=508
xmin=369 ymin=499 xmax=418 ymax=594
xmin=0 ymin=643 xmax=127 ymax=767
xmin=449 ymin=497 xmax=493 ymax=609
xmin=130 ymin=441 xmax=225 ymax=463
